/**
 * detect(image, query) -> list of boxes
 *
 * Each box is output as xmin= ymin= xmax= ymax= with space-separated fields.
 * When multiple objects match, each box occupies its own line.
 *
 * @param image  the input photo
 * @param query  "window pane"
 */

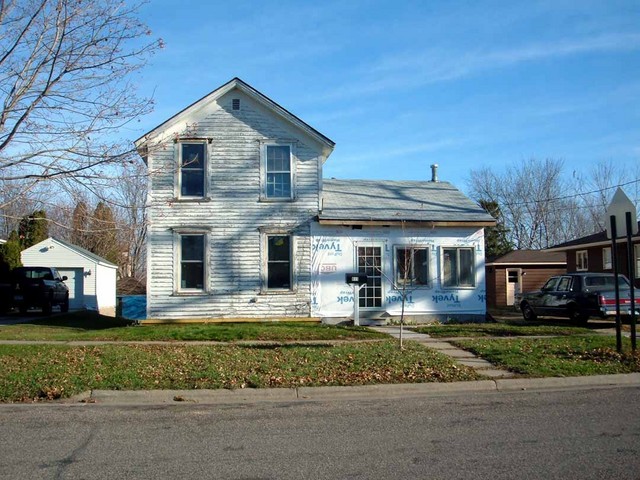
xmin=181 ymin=236 xmax=204 ymax=261
xmin=268 ymin=236 xmax=290 ymax=261
xmin=181 ymin=170 xmax=204 ymax=197
xmin=268 ymin=262 xmax=290 ymax=289
xmin=182 ymin=144 xmax=204 ymax=167
xmin=396 ymin=248 xmax=410 ymax=284
xmin=181 ymin=263 xmax=203 ymax=289
xmin=443 ymin=248 xmax=457 ymax=287
xmin=459 ymin=248 xmax=474 ymax=286
xmin=414 ymin=248 xmax=429 ymax=285
xmin=267 ymin=146 xmax=290 ymax=172
xmin=266 ymin=173 xmax=291 ymax=198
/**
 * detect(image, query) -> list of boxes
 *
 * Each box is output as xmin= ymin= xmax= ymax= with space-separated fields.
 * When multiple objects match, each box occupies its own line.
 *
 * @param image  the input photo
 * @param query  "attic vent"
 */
xmin=232 ymin=99 xmax=240 ymax=110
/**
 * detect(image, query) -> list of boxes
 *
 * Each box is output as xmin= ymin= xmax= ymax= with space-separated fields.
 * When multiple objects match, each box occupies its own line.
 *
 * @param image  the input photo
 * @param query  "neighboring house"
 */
xmin=21 ymin=237 xmax=118 ymax=316
xmin=547 ymin=223 xmax=640 ymax=288
xmin=0 ymin=239 xmax=6 ymax=244
xmin=485 ymin=250 xmax=567 ymax=308
xmin=135 ymin=77 xmax=495 ymax=323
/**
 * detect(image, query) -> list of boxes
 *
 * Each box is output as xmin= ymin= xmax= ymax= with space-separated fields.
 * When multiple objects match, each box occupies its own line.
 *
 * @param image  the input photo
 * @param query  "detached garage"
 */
xmin=21 ymin=237 xmax=118 ymax=316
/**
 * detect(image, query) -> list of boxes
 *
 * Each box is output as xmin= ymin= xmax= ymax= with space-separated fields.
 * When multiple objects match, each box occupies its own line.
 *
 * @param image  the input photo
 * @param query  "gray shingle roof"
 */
xmin=319 ymin=179 xmax=495 ymax=223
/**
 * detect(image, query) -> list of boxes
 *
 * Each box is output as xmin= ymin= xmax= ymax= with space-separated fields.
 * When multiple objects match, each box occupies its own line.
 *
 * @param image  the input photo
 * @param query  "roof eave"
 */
xmin=318 ymin=219 xmax=496 ymax=227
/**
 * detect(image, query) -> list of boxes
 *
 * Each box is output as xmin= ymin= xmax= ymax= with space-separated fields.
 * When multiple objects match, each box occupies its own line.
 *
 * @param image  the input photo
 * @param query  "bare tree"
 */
xmin=469 ymin=158 xmax=639 ymax=249
xmin=0 ymin=0 xmax=161 ymax=204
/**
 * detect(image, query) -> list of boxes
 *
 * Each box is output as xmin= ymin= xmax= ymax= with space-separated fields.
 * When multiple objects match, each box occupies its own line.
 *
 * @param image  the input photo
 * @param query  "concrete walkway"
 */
xmin=369 ymin=326 xmax=517 ymax=379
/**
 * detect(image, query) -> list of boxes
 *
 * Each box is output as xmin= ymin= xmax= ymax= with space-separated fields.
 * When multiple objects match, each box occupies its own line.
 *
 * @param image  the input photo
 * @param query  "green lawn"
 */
xmin=413 ymin=322 xmax=593 ymax=338
xmin=0 ymin=313 xmax=387 ymax=342
xmin=0 ymin=340 xmax=482 ymax=402
xmin=454 ymin=336 xmax=640 ymax=377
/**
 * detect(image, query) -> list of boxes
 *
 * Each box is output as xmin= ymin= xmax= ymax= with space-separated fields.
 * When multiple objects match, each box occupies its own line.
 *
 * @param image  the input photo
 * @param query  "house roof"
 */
xmin=547 ymin=221 xmax=640 ymax=251
xmin=318 ymin=179 xmax=496 ymax=226
xmin=486 ymin=250 xmax=566 ymax=266
xmin=135 ymin=77 xmax=335 ymax=155
xmin=26 ymin=237 xmax=118 ymax=268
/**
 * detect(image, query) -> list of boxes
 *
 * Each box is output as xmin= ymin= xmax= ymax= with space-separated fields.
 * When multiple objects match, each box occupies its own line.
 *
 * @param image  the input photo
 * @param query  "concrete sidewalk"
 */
xmin=369 ymin=326 xmax=517 ymax=379
xmin=46 ymin=373 xmax=640 ymax=406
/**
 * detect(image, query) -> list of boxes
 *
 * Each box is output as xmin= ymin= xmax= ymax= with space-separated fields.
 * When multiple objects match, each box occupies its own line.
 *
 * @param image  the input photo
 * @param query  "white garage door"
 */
xmin=57 ymin=268 xmax=84 ymax=310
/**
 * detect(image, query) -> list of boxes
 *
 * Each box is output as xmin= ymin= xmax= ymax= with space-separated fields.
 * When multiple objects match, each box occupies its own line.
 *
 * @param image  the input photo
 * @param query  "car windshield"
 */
xmin=584 ymin=275 xmax=629 ymax=288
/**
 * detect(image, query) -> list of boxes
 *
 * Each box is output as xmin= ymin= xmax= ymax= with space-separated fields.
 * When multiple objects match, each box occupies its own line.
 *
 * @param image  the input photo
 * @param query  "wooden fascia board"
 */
xmin=318 ymin=219 xmax=496 ymax=227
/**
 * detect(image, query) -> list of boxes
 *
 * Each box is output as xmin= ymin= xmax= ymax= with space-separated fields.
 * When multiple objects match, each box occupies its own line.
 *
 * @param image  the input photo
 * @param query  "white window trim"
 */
xmin=602 ymin=247 xmax=612 ymax=270
xmin=259 ymin=141 xmax=296 ymax=202
xmin=635 ymin=244 xmax=640 ymax=279
xmin=440 ymin=246 xmax=476 ymax=289
xmin=175 ymin=140 xmax=209 ymax=200
xmin=261 ymin=232 xmax=296 ymax=293
xmin=173 ymin=229 xmax=209 ymax=295
xmin=576 ymin=250 xmax=588 ymax=271
xmin=393 ymin=245 xmax=432 ymax=289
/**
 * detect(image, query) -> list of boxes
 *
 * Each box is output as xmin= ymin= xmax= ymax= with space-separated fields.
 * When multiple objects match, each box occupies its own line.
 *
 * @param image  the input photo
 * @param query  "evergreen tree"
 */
xmin=18 ymin=210 xmax=48 ymax=249
xmin=90 ymin=202 xmax=121 ymax=265
xmin=71 ymin=201 xmax=91 ymax=250
xmin=0 ymin=231 xmax=23 ymax=274
xmin=479 ymin=200 xmax=513 ymax=260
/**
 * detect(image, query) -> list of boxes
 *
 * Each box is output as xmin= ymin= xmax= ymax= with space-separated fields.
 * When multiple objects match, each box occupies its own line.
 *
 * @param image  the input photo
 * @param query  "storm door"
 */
xmin=357 ymin=246 xmax=383 ymax=309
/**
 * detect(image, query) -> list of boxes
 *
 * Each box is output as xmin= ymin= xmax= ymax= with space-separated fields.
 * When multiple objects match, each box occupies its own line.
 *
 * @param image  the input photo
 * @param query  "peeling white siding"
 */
xmin=145 ymin=89 xmax=323 ymax=319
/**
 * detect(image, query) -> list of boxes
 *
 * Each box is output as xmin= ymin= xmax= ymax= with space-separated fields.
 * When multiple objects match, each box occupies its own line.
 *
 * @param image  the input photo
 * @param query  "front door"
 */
xmin=357 ymin=245 xmax=382 ymax=309
xmin=506 ymin=269 xmax=521 ymax=306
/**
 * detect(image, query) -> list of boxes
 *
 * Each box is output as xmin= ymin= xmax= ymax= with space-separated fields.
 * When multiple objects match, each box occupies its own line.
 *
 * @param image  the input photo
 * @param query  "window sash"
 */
xmin=179 ymin=234 xmax=205 ymax=291
xmin=267 ymin=235 xmax=291 ymax=289
xmin=395 ymin=246 xmax=429 ymax=287
xmin=265 ymin=145 xmax=292 ymax=199
xmin=179 ymin=143 xmax=206 ymax=197
xmin=442 ymin=247 xmax=475 ymax=287
xmin=602 ymin=247 xmax=612 ymax=270
xmin=576 ymin=250 xmax=588 ymax=271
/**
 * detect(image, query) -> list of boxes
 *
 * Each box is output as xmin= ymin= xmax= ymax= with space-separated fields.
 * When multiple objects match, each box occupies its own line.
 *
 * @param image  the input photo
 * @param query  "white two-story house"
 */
xmin=135 ymin=78 xmax=495 ymax=323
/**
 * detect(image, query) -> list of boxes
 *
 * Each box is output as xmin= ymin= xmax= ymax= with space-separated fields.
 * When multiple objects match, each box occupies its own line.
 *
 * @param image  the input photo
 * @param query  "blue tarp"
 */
xmin=118 ymin=295 xmax=146 ymax=320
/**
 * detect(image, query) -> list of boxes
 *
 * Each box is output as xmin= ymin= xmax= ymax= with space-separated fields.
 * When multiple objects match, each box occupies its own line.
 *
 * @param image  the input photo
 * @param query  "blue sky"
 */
xmin=131 ymin=0 xmax=640 ymax=196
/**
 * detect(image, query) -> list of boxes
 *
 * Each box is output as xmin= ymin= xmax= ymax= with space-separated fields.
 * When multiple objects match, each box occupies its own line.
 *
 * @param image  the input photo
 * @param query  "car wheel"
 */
xmin=61 ymin=294 xmax=69 ymax=313
xmin=569 ymin=306 xmax=588 ymax=325
xmin=521 ymin=302 xmax=537 ymax=321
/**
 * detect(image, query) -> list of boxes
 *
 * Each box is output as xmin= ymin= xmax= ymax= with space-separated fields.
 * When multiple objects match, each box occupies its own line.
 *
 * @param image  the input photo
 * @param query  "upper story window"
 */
xmin=178 ymin=142 xmax=206 ymax=198
xmin=395 ymin=246 xmax=430 ymax=288
xmin=263 ymin=144 xmax=293 ymax=200
xmin=576 ymin=250 xmax=588 ymax=271
xmin=602 ymin=247 xmax=612 ymax=270
xmin=442 ymin=247 xmax=475 ymax=288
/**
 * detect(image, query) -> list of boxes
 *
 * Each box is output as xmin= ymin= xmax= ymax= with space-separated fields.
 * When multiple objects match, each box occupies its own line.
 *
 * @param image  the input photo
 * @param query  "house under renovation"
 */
xmin=135 ymin=78 xmax=495 ymax=323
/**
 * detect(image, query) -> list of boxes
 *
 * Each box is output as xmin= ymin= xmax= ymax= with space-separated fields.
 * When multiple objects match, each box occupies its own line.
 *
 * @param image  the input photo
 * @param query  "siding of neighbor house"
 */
xmin=564 ymin=241 xmax=640 ymax=288
xmin=144 ymin=89 xmax=327 ymax=319
xmin=487 ymin=264 xmax=566 ymax=307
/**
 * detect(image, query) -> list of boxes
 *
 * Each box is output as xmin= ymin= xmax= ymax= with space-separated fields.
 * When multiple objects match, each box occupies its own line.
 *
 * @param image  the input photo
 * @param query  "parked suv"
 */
xmin=515 ymin=272 xmax=637 ymax=324
xmin=10 ymin=267 xmax=70 ymax=315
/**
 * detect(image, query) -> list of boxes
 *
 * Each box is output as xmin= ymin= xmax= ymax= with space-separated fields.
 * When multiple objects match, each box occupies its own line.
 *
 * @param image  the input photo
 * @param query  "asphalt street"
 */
xmin=1 ymin=385 xmax=639 ymax=479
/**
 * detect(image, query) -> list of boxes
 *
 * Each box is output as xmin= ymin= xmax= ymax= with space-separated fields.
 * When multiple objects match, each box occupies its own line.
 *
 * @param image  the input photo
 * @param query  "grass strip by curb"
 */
xmin=453 ymin=335 xmax=640 ymax=377
xmin=0 ymin=340 xmax=481 ymax=402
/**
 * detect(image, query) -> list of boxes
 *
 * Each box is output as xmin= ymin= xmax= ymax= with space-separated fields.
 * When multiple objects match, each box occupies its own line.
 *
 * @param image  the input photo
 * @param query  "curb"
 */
xmin=36 ymin=372 xmax=640 ymax=407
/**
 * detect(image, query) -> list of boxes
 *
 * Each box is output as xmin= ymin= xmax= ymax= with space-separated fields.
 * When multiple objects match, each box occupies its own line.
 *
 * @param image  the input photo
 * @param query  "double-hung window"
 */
xmin=178 ymin=142 xmax=206 ymax=198
xmin=395 ymin=246 xmax=430 ymax=288
xmin=178 ymin=233 xmax=206 ymax=292
xmin=576 ymin=250 xmax=588 ymax=271
xmin=442 ymin=247 xmax=475 ymax=287
xmin=264 ymin=144 xmax=293 ymax=200
xmin=266 ymin=235 xmax=292 ymax=290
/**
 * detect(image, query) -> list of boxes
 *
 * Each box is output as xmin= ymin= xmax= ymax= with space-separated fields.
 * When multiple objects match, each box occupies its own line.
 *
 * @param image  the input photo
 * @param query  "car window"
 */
xmin=584 ymin=275 xmax=629 ymax=288
xmin=542 ymin=277 xmax=559 ymax=291
xmin=556 ymin=276 xmax=572 ymax=292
